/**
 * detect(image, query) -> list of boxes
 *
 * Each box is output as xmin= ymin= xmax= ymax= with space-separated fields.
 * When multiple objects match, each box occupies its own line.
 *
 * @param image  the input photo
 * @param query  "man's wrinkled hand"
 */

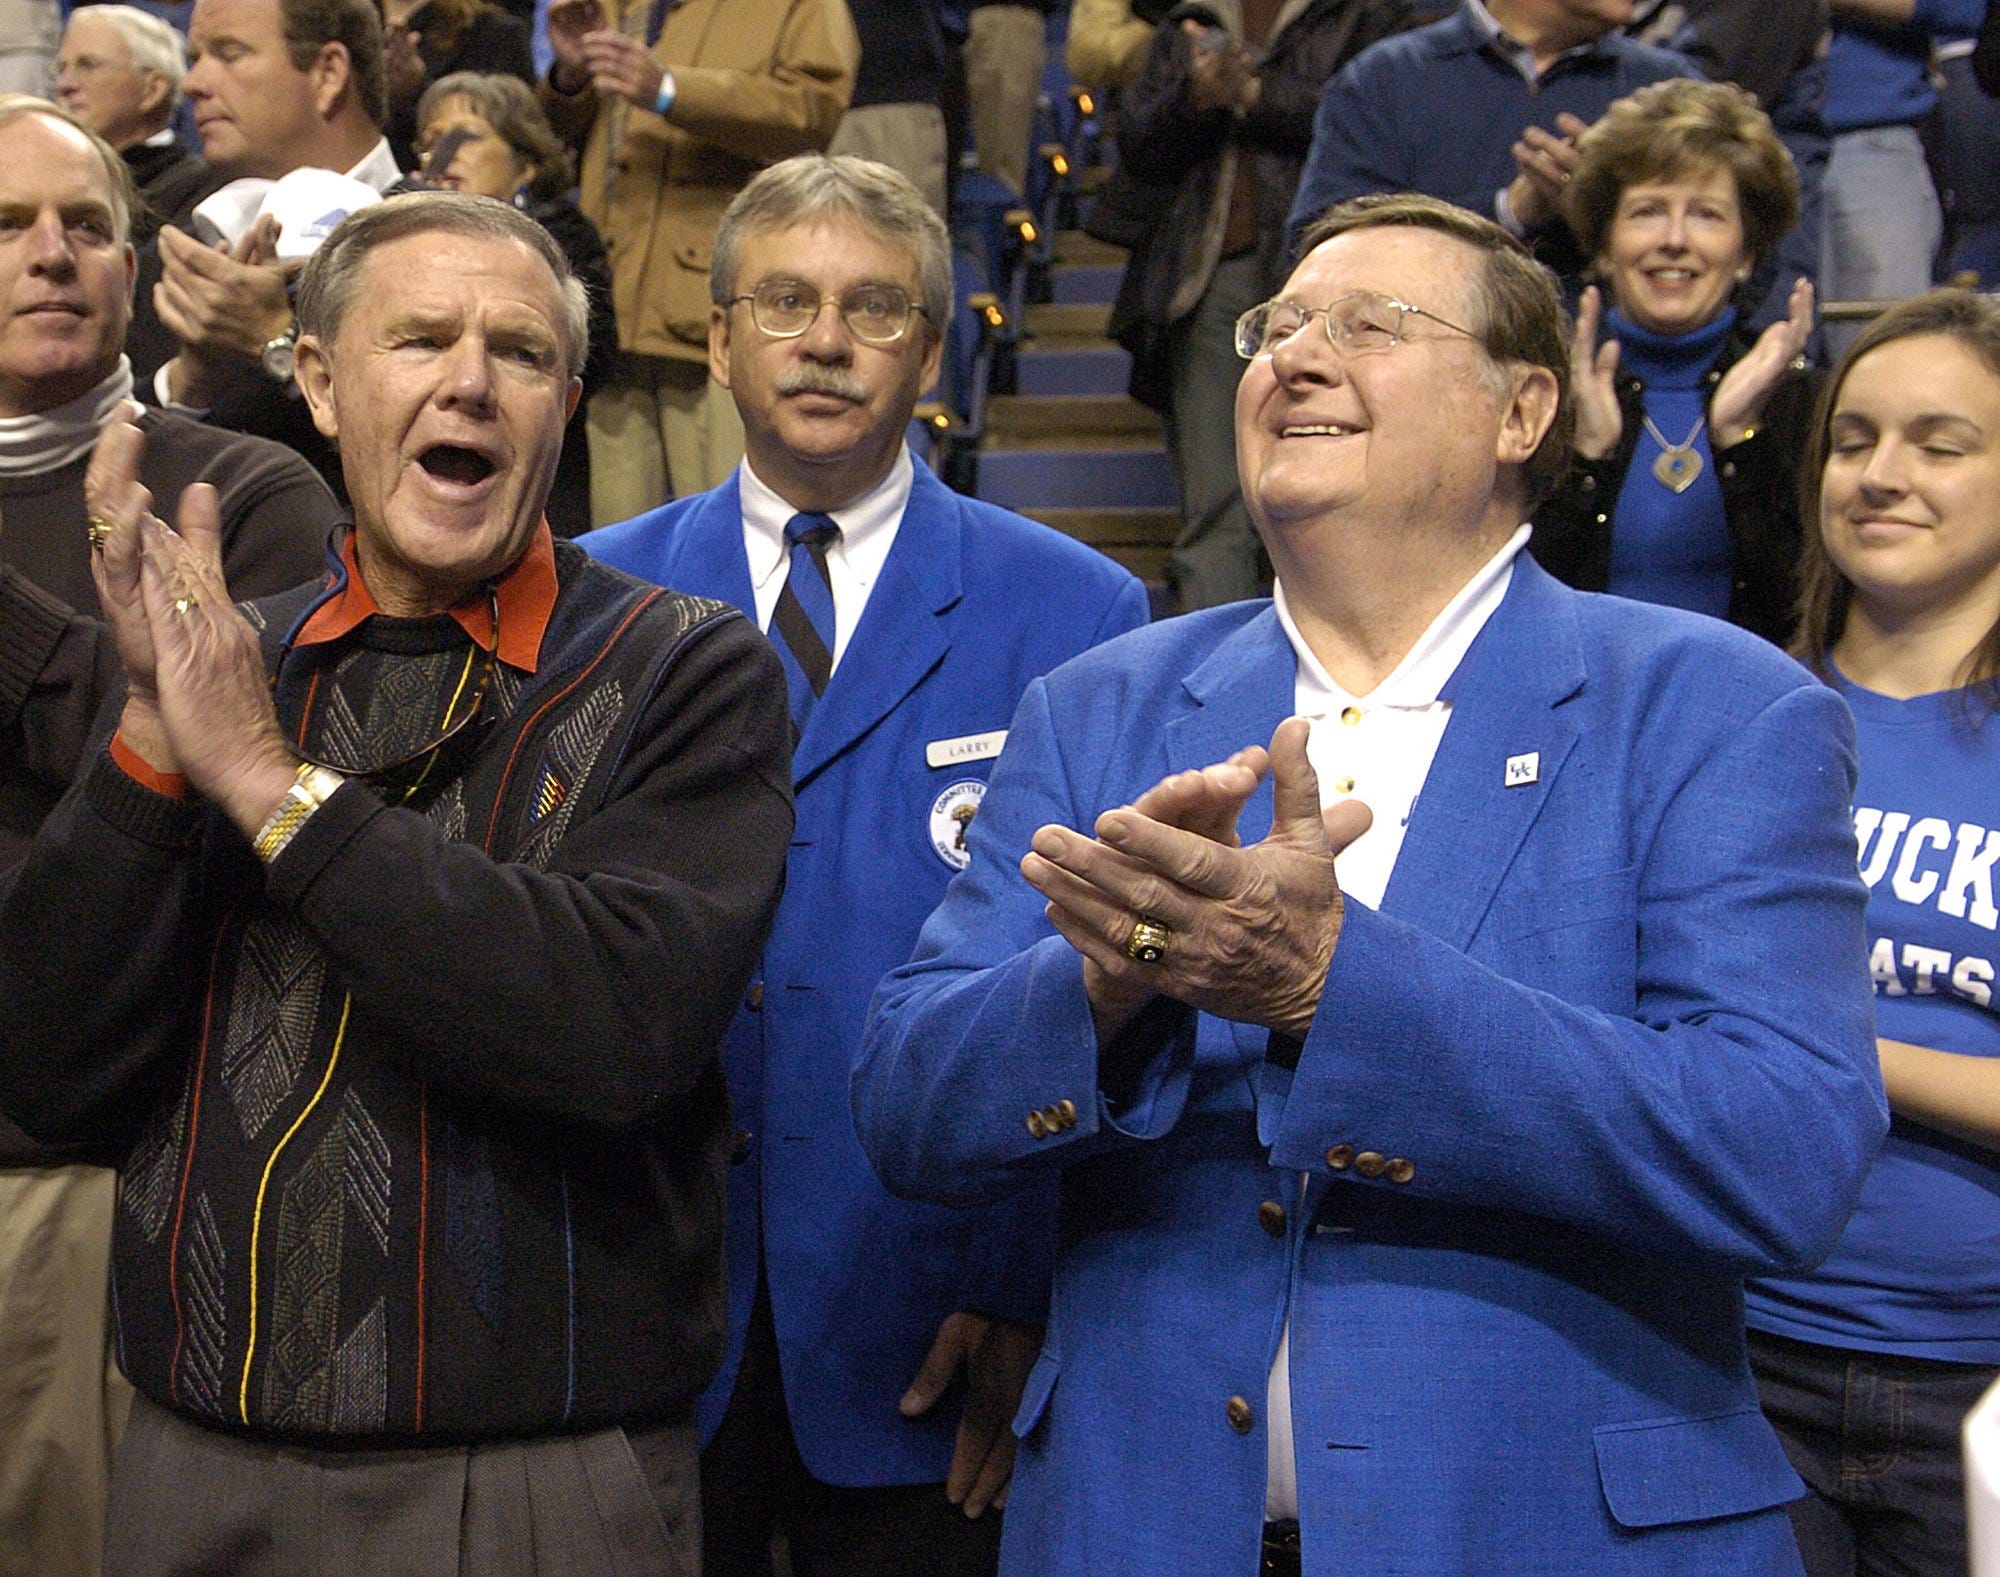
xmin=136 ymin=487 xmax=298 ymax=833
xmin=1505 ymin=111 xmax=1589 ymax=233
xmin=1024 ymin=717 xmax=1372 ymax=1040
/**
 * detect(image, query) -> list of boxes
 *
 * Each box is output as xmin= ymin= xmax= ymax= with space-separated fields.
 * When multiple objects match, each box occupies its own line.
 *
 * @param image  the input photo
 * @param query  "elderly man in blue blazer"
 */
xmin=585 ymin=154 xmax=1147 ymax=1577
xmin=853 ymin=193 xmax=1886 ymax=1577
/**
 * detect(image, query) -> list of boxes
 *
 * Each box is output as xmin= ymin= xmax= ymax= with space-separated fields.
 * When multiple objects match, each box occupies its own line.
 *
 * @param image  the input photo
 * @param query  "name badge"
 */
xmin=926 ymin=729 xmax=1007 ymax=769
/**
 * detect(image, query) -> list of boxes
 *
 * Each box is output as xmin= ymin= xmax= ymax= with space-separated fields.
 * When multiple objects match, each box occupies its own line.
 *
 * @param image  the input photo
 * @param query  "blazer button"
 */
xmin=1226 ymin=1395 xmax=1255 ymax=1434
xmin=1384 ymin=1157 xmax=1415 ymax=1185
xmin=1354 ymin=1150 xmax=1386 ymax=1179
xmin=1257 ymin=1200 xmax=1287 ymax=1237
xmin=1324 ymin=1144 xmax=1355 ymax=1170
xmin=729 ymin=1129 xmax=751 ymax=1164
xmin=1055 ymin=1098 xmax=1078 ymax=1127
xmin=745 ymin=982 xmax=764 ymax=1010
xmin=1040 ymin=1103 xmax=1068 ymax=1132
xmin=1026 ymin=1110 xmax=1049 ymax=1139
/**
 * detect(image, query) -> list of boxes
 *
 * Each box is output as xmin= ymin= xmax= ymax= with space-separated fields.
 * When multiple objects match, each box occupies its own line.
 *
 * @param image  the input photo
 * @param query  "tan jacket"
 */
xmin=1065 ymin=0 xmax=1153 ymax=90
xmin=544 ymin=0 xmax=859 ymax=364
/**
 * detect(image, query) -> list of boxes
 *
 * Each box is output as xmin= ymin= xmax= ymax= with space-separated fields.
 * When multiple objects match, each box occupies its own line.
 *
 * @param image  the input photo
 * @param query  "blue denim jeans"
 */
xmin=1749 ymin=1326 xmax=1997 ymax=1577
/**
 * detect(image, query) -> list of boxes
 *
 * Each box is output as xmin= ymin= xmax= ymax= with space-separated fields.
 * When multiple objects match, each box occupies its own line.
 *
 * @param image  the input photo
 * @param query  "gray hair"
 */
xmin=71 ymin=5 xmax=188 ymax=101
xmin=297 ymin=191 xmax=589 ymax=376
xmin=0 ymin=94 xmax=136 ymax=244
xmin=1297 ymin=192 xmax=1575 ymax=510
xmin=415 ymin=71 xmax=573 ymax=205
xmin=710 ymin=154 xmax=951 ymax=341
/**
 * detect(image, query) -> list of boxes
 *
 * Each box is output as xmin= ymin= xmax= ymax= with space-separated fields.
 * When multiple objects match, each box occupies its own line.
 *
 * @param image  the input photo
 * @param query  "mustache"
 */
xmin=778 ymin=365 xmax=867 ymax=402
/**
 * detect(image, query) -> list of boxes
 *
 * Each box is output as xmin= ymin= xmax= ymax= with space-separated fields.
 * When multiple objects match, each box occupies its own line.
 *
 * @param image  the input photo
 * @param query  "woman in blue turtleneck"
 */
xmin=1534 ymin=78 xmax=1821 ymax=645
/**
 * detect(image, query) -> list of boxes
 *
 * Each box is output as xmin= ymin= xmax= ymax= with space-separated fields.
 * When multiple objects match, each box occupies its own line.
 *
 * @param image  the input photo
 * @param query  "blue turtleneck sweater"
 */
xmin=1605 ymin=305 xmax=1736 ymax=622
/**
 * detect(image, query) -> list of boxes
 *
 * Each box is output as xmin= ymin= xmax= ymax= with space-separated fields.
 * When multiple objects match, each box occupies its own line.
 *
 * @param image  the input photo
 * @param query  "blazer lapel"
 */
xmin=1160 ymin=608 xmax=1298 ymax=848
xmin=658 ymin=473 xmax=759 ymax=617
xmin=1378 ymin=558 xmax=1586 ymax=950
xmin=791 ymin=464 xmax=962 ymax=791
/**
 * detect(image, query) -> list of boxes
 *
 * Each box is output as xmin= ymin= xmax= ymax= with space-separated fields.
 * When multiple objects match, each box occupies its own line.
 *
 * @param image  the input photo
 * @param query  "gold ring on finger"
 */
xmin=173 ymin=595 xmax=194 ymax=616
xmin=86 ymin=514 xmax=114 ymax=549
xmin=1126 ymin=917 xmax=1172 ymax=965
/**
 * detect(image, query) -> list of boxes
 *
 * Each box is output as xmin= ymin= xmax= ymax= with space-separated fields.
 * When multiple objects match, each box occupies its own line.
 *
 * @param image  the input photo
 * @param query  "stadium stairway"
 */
xmin=970 ymin=229 xmax=1181 ymax=613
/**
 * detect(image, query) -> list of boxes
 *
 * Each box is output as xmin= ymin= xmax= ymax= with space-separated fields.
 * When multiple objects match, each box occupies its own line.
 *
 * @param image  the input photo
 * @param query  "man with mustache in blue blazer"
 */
xmin=852 ymin=194 xmax=1886 ymax=1577
xmin=585 ymin=154 xmax=1148 ymax=1577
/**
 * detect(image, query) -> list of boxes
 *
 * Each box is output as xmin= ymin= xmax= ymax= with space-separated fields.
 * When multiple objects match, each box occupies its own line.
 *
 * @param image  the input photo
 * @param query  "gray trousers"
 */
xmin=105 ymin=1392 xmax=699 ymax=1577
xmin=1165 ymin=250 xmax=1267 ymax=611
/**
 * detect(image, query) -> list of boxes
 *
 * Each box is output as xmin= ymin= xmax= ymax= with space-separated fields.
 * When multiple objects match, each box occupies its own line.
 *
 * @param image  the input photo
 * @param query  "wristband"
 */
xmin=653 ymin=69 xmax=676 ymax=116
xmin=252 ymin=761 xmax=345 ymax=865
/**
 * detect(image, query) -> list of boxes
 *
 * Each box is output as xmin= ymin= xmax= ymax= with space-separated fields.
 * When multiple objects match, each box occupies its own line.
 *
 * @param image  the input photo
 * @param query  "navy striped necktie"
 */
xmin=771 ymin=512 xmax=839 ymax=734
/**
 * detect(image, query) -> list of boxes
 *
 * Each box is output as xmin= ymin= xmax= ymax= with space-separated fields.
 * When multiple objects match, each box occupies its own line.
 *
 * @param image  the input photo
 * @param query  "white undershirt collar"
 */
xmin=0 ymin=358 xmax=136 ymax=477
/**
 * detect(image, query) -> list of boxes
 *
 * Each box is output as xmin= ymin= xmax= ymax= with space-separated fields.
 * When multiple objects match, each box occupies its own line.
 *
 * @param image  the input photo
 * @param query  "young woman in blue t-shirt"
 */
xmin=1746 ymin=287 xmax=2000 ymax=1577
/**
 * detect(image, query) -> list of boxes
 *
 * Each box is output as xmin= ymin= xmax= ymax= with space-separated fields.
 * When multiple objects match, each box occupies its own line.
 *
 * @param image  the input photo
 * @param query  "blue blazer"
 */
xmin=585 ymin=460 xmax=1148 ymax=1484
xmin=855 ymin=560 xmax=1886 ymax=1573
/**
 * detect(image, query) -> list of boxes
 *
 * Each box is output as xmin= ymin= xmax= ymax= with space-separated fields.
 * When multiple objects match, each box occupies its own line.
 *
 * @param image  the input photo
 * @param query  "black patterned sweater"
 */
xmin=0 ymin=538 xmax=793 ymax=1447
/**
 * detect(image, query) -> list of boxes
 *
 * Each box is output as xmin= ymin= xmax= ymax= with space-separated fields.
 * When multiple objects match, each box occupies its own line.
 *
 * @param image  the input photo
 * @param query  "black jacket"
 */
xmin=1531 ymin=332 xmax=1823 ymax=645
xmin=1105 ymin=0 xmax=1418 ymax=411
xmin=388 ymin=3 xmax=537 ymax=167
xmin=0 ymin=544 xmax=792 ymax=1443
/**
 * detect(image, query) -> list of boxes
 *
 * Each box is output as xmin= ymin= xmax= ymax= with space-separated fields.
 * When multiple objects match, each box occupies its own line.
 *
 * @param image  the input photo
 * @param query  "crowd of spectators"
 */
xmin=0 ymin=1 xmax=1996 ymax=1575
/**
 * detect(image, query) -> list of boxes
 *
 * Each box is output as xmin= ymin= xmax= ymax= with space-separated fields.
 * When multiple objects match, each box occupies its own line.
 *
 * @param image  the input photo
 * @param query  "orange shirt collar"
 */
xmin=294 ymin=522 xmax=558 ymax=673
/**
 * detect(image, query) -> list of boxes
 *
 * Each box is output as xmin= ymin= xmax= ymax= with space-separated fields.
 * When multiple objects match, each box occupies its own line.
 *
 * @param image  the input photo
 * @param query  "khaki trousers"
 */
xmin=828 ymin=103 xmax=950 ymax=218
xmin=585 ymin=357 xmax=745 ymax=528
xmin=0 ymin=1165 xmax=133 ymax=1577
xmin=107 ymin=1394 xmax=700 ymax=1577
xmin=963 ymin=5 xmax=1047 ymax=197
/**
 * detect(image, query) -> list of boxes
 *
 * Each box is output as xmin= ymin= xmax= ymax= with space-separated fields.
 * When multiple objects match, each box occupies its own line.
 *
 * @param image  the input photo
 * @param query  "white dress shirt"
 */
xmin=344 ymin=136 xmax=404 ymax=196
xmin=738 ymin=445 xmax=913 ymax=671
xmin=1263 ymin=522 xmax=1530 ymax=1520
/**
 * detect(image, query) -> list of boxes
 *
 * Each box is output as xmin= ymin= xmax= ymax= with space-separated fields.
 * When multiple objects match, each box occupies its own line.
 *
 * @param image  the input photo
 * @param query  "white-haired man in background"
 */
xmin=55 ymin=5 xmax=218 ymax=234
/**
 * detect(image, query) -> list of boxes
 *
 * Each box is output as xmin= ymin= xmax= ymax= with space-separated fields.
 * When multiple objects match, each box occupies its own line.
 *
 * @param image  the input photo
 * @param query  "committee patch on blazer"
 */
xmin=928 ymin=780 xmax=986 ymax=871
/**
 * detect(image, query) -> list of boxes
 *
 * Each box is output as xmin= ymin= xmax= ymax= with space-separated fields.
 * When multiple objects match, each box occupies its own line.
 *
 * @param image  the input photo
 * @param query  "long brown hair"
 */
xmin=1790 ymin=288 xmax=2000 ymax=708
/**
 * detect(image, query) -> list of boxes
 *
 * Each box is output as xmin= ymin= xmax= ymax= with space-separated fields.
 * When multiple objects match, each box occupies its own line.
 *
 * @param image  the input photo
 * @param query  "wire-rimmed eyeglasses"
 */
xmin=729 ymin=280 xmax=932 ymax=345
xmin=46 ymin=52 xmax=129 ymax=86
xmin=1234 ymin=290 xmax=1479 ymax=360
xmin=275 ymin=586 xmax=501 ymax=804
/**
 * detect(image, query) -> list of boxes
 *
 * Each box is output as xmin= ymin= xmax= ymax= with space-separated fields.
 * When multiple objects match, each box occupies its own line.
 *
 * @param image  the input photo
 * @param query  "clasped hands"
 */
xmin=1022 ymin=717 xmax=1372 ymax=1045
xmin=156 ymin=213 xmax=296 ymax=407
xmin=1180 ymin=20 xmax=1260 ymax=115
xmin=547 ymin=0 xmax=666 ymax=110
xmin=86 ymin=412 xmax=303 ymax=841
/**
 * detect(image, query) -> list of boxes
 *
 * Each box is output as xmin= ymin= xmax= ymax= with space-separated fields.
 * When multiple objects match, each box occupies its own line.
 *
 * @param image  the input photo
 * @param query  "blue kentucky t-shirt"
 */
xmin=1747 ymin=669 xmax=2000 ymax=1363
